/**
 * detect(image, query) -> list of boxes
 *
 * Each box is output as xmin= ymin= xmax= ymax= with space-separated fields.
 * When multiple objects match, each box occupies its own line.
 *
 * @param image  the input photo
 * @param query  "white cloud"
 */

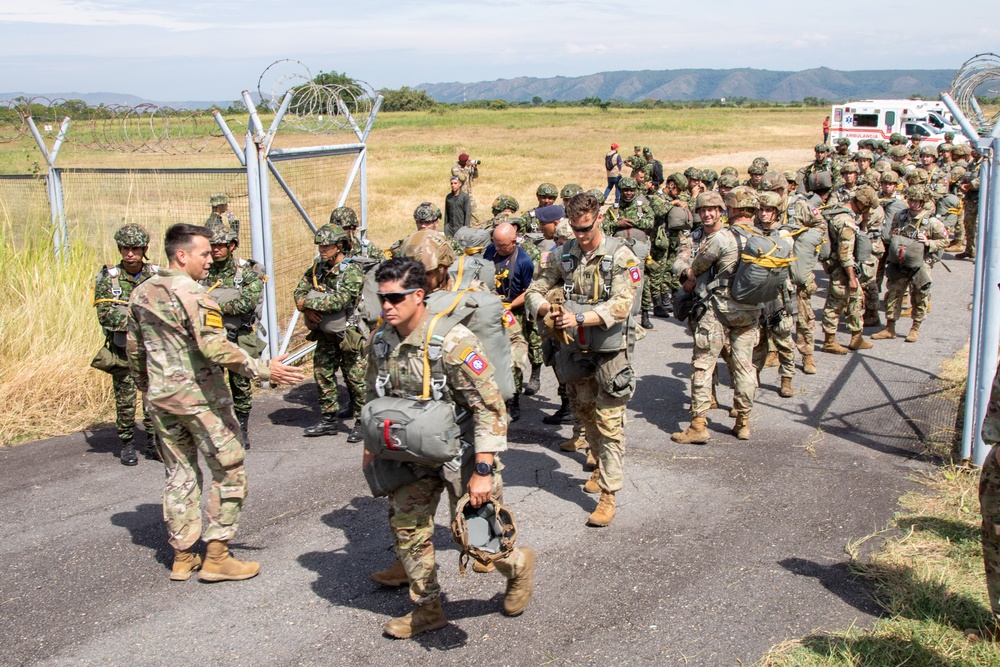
xmin=0 ymin=0 xmax=211 ymax=30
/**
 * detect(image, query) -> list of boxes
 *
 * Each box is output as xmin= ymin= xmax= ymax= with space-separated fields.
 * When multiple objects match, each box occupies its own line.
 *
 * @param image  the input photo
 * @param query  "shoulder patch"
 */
xmin=503 ymin=309 xmax=516 ymax=328
xmin=461 ymin=347 xmax=489 ymax=375
xmin=628 ymin=264 xmax=642 ymax=284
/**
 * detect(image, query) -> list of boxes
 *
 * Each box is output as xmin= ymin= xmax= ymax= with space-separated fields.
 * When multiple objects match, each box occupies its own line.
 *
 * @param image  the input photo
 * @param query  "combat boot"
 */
xmin=732 ymin=413 xmax=751 ymax=440
xmin=905 ymin=322 xmax=921 ymax=343
xmin=848 ymin=333 xmax=873 ymax=350
xmin=235 ymin=410 xmax=251 ymax=450
xmin=169 ymin=548 xmax=203 ymax=581
xmin=370 ymin=559 xmax=408 ymax=587
xmin=336 ymin=404 xmax=353 ymax=419
xmin=120 ymin=439 xmax=138 ymax=466
xmin=303 ymin=413 xmax=339 ymax=437
xmin=472 ymin=560 xmax=496 ymax=574
xmin=871 ymin=320 xmax=896 ymax=340
xmin=585 ymin=450 xmax=597 ymax=469
xmin=653 ymin=295 xmax=671 ymax=318
xmin=199 ymin=540 xmax=260 ymax=582
xmin=587 ymin=492 xmax=616 ymax=527
xmin=640 ymin=310 xmax=653 ymax=329
xmin=821 ymin=333 xmax=849 ymax=355
xmin=946 ymin=240 xmax=965 ymax=252
xmin=583 ymin=468 xmax=601 ymax=494
xmin=795 ymin=333 xmax=809 ymax=356
xmin=709 ymin=383 xmax=719 ymax=409
xmin=802 ymin=355 xmax=816 ymax=375
xmin=863 ymin=308 xmax=882 ymax=328
xmin=542 ymin=397 xmax=573 ymax=425
xmin=503 ymin=547 xmax=537 ymax=616
xmin=671 ymin=416 xmax=710 ymax=444
xmin=346 ymin=421 xmax=364 ymax=443
xmin=559 ymin=433 xmax=587 ymax=452
xmin=143 ymin=432 xmax=162 ymax=461
xmin=384 ymin=599 xmax=448 ymax=639
xmin=506 ymin=395 xmax=521 ymax=423
xmin=764 ymin=351 xmax=779 ymax=368
xmin=779 ymin=376 xmax=794 ymax=398
xmin=524 ymin=365 xmax=541 ymax=396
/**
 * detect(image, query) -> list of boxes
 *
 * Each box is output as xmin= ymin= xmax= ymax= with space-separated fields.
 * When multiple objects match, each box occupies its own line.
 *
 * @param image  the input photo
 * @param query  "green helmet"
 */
xmin=938 ymin=142 xmax=953 ymax=155
xmin=919 ymin=145 xmax=937 ymax=157
xmin=491 ymin=194 xmax=519 ymax=215
xmin=747 ymin=163 xmax=766 ymax=176
xmin=209 ymin=194 xmax=229 ymax=207
xmin=903 ymin=185 xmax=930 ymax=202
xmin=314 ymin=223 xmax=347 ymax=245
xmin=587 ymin=188 xmax=607 ymax=205
xmin=619 ymin=177 xmax=638 ymax=190
xmin=718 ymin=173 xmax=740 ymax=188
xmin=642 ymin=146 xmax=652 ymax=157
xmin=329 ymin=206 xmax=359 ymax=229
xmin=836 ymin=137 xmax=851 ymax=147
xmin=402 ymin=229 xmax=455 ymax=270
xmin=725 ymin=186 xmax=759 ymax=210
xmin=702 ymin=169 xmax=719 ymax=185
xmin=413 ymin=202 xmax=442 ymax=222
xmin=536 ymin=182 xmax=559 ymax=198
xmin=684 ymin=167 xmax=704 ymax=182
xmin=889 ymin=133 xmax=907 ymax=145
xmin=206 ymin=221 xmax=237 ymax=245
xmin=815 ymin=143 xmax=831 ymax=153
xmin=720 ymin=166 xmax=738 ymax=177
xmin=560 ymin=183 xmax=584 ymax=199
xmin=666 ymin=173 xmax=689 ymax=191
xmin=757 ymin=191 xmax=782 ymax=209
xmin=944 ymin=131 xmax=956 ymax=142
xmin=114 ymin=223 xmax=149 ymax=248
xmin=855 ymin=149 xmax=874 ymax=161
xmin=759 ymin=170 xmax=785 ymax=192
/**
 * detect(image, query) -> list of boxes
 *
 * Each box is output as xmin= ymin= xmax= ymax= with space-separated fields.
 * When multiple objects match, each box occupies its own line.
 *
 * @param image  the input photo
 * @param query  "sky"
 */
xmin=1 ymin=0 xmax=998 ymax=103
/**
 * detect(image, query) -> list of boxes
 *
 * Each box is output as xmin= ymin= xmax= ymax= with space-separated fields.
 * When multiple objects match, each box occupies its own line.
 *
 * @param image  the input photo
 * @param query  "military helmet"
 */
xmin=413 ymin=201 xmax=442 ymax=222
xmin=903 ymin=185 xmax=930 ymax=202
xmin=840 ymin=162 xmax=859 ymax=174
xmin=907 ymin=169 xmax=929 ymax=185
xmin=329 ymin=206 xmax=359 ymax=229
xmin=919 ymin=145 xmax=937 ymax=157
xmin=889 ymin=133 xmax=907 ymax=145
xmin=874 ymin=159 xmax=892 ymax=173
xmin=949 ymin=166 xmax=967 ymax=183
xmin=720 ymin=166 xmax=738 ymax=177
xmin=888 ymin=145 xmax=909 ymax=158
xmin=554 ymin=219 xmax=573 ymax=242
xmin=314 ymin=223 xmax=347 ymax=245
xmin=206 ymin=221 xmax=238 ymax=245
xmin=757 ymin=190 xmax=782 ymax=209
xmin=587 ymin=188 xmax=607 ymax=205
xmin=114 ymin=223 xmax=149 ymax=248
xmin=666 ymin=172 xmax=689 ymax=191
xmin=862 ymin=172 xmax=882 ymax=189
xmin=858 ymin=139 xmax=875 ymax=149
xmin=752 ymin=156 xmax=769 ymax=169
xmin=560 ymin=183 xmax=584 ymax=199
xmin=759 ymin=170 xmax=786 ymax=192
xmin=718 ymin=173 xmax=740 ymax=188
xmin=782 ymin=170 xmax=799 ymax=185
xmin=536 ymin=182 xmax=559 ymax=198
xmin=836 ymin=137 xmax=851 ymax=147
xmin=491 ymin=194 xmax=519 ymax=215
xmin=701 ymin=169 xmax=719 ymax=185
xmin=725 ymin=186 xmax=760 ymax=210
xmin=694 ymin=191 xmax=725 ymax=210
xmin=855 ymin=149 xmax=874 ymax=161
xmin=402 ymin=229 xmax=456 ymax=270
xmin=683 ymin=167 xmax=704 ymax=182
xmin=619 ymin=176 xmax=638 ymax=190
xmin=938 ymin=142 xmax=953 ymax=155
xmin=852 ymin=186 xmax=879 ymax=212
xmin=747 ymin=163 xmax=766 ymax=176
xmin=815 ymin=143 xmax=830 ymax=153
xmin=944 ymin=131 xmax=956 ymax=142
xmin=952 ymin=144 xmax=970 ymax=156
xmin=209 ymin=194 xmax=229 ymax=207
xmin=880 ymin=171 xmax=899 ymax=184
xmin=642 ymin=146 xmax=652 ymax=157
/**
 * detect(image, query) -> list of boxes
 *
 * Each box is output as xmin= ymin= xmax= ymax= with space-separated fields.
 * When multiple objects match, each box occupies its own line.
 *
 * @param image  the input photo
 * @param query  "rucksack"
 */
xmin=605 ymin=152 xmax=616 ymax=171
xmin=449 ymin=253 xmax=497 ymax=292
xmin=789 ymin=226 xmax=828 ymax=288
xmin=345 ymin=256 xmax=382 ymax=328
xmin=728 ymin=224 xmax=795 ymax=305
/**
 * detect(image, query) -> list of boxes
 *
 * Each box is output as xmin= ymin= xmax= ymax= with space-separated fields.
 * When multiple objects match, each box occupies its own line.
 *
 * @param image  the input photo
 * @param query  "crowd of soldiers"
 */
xmin=94 ymin=133 xmax=991 ymax=640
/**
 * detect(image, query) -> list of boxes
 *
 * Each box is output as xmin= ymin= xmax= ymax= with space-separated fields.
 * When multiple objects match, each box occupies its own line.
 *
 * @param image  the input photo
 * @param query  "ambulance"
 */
xmin=828 ymin=99 xmax=967 ymax=149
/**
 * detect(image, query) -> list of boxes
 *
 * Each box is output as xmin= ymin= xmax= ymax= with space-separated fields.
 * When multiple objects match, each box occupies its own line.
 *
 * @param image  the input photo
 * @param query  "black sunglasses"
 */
xmin=376 ymin=288 xmax=419 ymax=305
xmin=571 ymin=222 xmax=596 ymax=233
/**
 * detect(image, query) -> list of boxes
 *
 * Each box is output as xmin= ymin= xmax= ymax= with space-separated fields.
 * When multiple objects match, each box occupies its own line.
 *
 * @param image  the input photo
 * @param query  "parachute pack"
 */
xmin=207 ymin=258 xmax=267 ymax=333
xmin=728 ymin=224 xmax=795 ymax=305
xmin=346 ymin=256 xmax=383 ymax=328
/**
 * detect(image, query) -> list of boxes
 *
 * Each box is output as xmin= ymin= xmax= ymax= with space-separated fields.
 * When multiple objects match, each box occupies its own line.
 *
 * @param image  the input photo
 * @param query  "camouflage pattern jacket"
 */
xmin=127 ymin=268 xmax=270 ymax=415
xmin=94 ymin=261 xmax=159 ymax=335
xmin=887 ymin=210 xmax=949 ymax=255
xmin=681 ymin=224 xmax=761 ymax=313
xmin=604 ymin=195 xmax=656 ymax=237
xmin=825 ymin=207 xmax=861 ymax=272
xmin=293 ymin=259 xmax=364 ymax=314
xmin=347 ymin=235 xmax=383 ymax=261
xmin=783 ymin=193 xmax=826 ymax=234
xmin=200 ymin=256 xmax=263 ymax=320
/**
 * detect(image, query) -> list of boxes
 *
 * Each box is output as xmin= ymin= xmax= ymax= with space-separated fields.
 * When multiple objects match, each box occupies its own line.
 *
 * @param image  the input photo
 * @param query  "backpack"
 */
xmin=208 ymin=258 xmax=267 ymax=333
xmin=728 ymin=224 xmax=794 ymax=305
xmin=449 ymin=254 xmax=497 ymax=292
xmin=345 ymin=256 xmax=382 ymax=328
xmin=789 ymin=227 xmax=828 ymax=288
xmin=605 ymin=152 xmax=617 ymax=171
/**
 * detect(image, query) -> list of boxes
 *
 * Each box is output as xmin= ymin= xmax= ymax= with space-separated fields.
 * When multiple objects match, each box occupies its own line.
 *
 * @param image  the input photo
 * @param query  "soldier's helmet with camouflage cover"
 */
xmin=938 ymin=142 xmax=953 ymax=155
xmin=952 ymin=144 xmax=970 ymax=157
xmin=747 ymin=162 xmax=767 ymax=176
xmin=757 ymin=190 xmax=782 ymax=209
xmin=840 ymin=162 xmax=859 ymax=174
xmin=114 ymin=223 xmax=150 ymax=248
xmin=950 ymin=166 xmax=967 ymax=183
xmin=903 ymin=185 xmax=930 ymax=202
xmin=759 ymin=170 xmax=785 ymax=191
xmin=918 ymin=145 xmax=937 ymax=157
xmin=329 ymin=206 xmax=359 ymax=229
xmin=725 ymin=186 xmax=760 ymax=210
xmin=314 ymin=223 xmax=347 ymax=245
xmin=889 ymin=133 xmax=907 ymax=145
xmin=206 ymin=220 xmax=238 ymax=245
xmin=720 ymin=166 xmax=738 ymax=177
xmin=536 ymin=182 xmax=559 ymax=198
xmin=836 ymin=137 xmax=851 ymax=147
xmin=880 ymin=171 xmax=899 ymax=184
xmin=554 ymin=220 xmax=573 ymax=243
xmin=862 ymin=172 xmax=881 ymax=189
xmin=855 ymin=149 xmax=874 ymax=162
xmin=666 ymin=172 xmax=689 ymax=191
xmin=413 ymin=202 xmax=442 ymax=222
xmin=587 ymin=188 xmax=606 ymax=205
xmin=642 ymin=146 xmax=652 ymax=157
xmin=815 ymin=143 xmax=830 ymax=153
xmin=560 ymin=184 xmax=584 ymax=199
xmin=888 ymin=145 xmax=910 ymax=158
xmin=944 ymin=131 xmax=956 ymax=142
xmin=702 ymin=169 xmax=719 ymax=186
xmin=619 ymin=177 xmax=638 ymax=190
xmin=907 ymin=169 xmax=929 ymax=185
xmin=782 ymin=170 xmax=799 ymax=186
xmin=401 ymin=229 xmax=456 ymax=270
xmin=718 ymin=173 xmax=740 ymax=188
xmin=209 ymin=194 xmax=229 ymax=207
xmin=491 ymin=194 xmax=519 ymax=215
xmin=684 ymin=167 xmax=704 ymax=182
xmin=694 ymin=191 xmax=725 ymax=210
xmin=852 ymin=186 xmax=879 ymax=212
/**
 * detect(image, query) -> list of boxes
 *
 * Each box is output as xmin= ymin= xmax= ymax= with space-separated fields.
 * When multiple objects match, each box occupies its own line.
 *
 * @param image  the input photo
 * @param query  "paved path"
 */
xmin=0 ymin=254 xmax=972 ymax=666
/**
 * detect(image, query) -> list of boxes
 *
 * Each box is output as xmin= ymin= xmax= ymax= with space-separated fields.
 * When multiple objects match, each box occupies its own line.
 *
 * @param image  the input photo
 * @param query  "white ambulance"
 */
xmin=828 ymin=99 xmax=967 ymax=149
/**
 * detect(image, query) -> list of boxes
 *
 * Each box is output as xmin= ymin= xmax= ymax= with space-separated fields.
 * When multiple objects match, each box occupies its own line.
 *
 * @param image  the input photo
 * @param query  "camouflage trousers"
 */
xmin=796 ymin=280 xmax=817 ymax=354
xmin=691 ymin=305 xmax=759 ymax=418
xmin=565 ymin=352 xmax=630 ymax=493
xmin=389 ymin=467 xmax=526 ymax=604
xmin=514 ymin=307 xmax=544 ymax=367
xmin=980 ymin=445 xmax=1000 ymax=623
xmin=963 ymin=203 xmax=979 ymax=256
xmin=821 ymin=268 xmax=864 ymax=335
xmin=314 ymin=335 xmax=367 ymax=418
xmin=226 ymin=371 xmax=253 ymax=416
xmin=652 ymin=232 xmax=682 ymax=298
xmin=752 ymin=312 xmax=795 ymax=378
xmin=112 ymin=368 xmax=152 ymax=442
xmin=884 ymin=268 xmax=932 ymax=324
xmin=152 ymin=406 xmax=246 ymax=551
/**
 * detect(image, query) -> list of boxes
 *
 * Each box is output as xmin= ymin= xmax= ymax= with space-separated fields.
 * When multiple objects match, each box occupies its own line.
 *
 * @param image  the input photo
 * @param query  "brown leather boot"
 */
xmin=583 ymin=468 xmax=601 ymax=494
xmin=733 ymin=413 xmax=750 ymax=440
xmin=472 ymin=560 xmax=496 ymax=574
xmin=170 ymin=548 xmax=203 ymax=581
xmin=821 ymin=333 xmax=849 ymax=355
xmin=559 ymin=434 xmax=587 ymax=452
xmin=384 ymin=598 xmax=447 ymax=638
xmin=199 ymin=540 xmax=260 ymax=582
xmin=371 ymin=559 xmax=408 ymax=587
xmin=764 ymin=351 xmax=779 ymax=368
xmin=848 ymin=333 xmax=873 ymax=350
xmin=802 ymin=355 xmax=816 ymax=374
xmin=503 ymin=547 xmax=536 ymax=616
xmin=587 ymin=492 xmax=616 ymax=527
xmin=671 ymin=416 xmax=710 ymax=444
xmin=585 ymin=450 xmax=597 ymax=469
xmin=871 ymin=320 xmax=896 ymax=340
xmin=905 ymin=322 xmax=920 ymax=343
xmin=779 ymin=376 xmax=793 ymax=398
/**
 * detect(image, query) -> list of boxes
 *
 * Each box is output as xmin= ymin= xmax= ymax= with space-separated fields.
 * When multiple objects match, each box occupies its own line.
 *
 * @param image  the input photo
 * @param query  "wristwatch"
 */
xmin=474 ymin=461 xmax=492 ymax=476
xmin=575 ymin=312 xmax=585 ymax=325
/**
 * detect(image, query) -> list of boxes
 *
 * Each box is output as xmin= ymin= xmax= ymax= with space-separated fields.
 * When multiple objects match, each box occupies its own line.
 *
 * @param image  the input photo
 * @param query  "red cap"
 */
xmin=458 ymin=153 xmax=469 ymax=162
xmin=611 ymin=143 xmax=619 ymax=149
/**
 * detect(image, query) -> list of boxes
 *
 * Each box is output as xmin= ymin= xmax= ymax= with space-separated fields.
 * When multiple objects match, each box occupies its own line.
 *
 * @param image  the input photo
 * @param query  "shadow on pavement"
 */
xmin=84 ymin=426 xmax=124 ymax=458
xmin=778 ymin=557 xmax=883 ymax=617
xmin=500 ymin=448 xmax=594 ymax=513
xmin=110 ymin=503 xmax=173 ymax=567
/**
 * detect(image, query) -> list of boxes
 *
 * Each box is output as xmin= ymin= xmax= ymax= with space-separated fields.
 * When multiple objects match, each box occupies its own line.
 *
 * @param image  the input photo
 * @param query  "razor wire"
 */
xmin=949 ymin=52 xmax=1000 ymax=134
xmin=257 ymin=59 xmax=376 ymax=134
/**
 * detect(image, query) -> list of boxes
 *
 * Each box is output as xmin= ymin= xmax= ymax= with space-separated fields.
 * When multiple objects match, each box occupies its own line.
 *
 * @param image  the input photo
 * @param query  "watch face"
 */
xmin=576 ymin=313 xmax=585 ymax=324
xmin=475 ymin=462 xmax=492 ymax=476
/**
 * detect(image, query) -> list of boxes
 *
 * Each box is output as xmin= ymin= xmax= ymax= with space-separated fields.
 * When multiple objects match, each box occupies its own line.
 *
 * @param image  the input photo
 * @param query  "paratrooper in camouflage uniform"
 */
xmin=603 ymin=176 xmax=657 ymax=328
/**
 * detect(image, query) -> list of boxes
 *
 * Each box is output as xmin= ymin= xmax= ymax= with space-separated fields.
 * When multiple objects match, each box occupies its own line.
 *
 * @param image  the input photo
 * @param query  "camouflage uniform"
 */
xmin=781 ymin=192 xmax=826 ymax=356
xmin=821 ymin=206 xmax=865 ymax=336
xmin=127 ymin=269 xmax=271 ymax=551
xmin=603 ymin=185 xmax=655 ymax=312
xmin=978 ymin=363 xmax=1000 ymax=629
xmin=961 ymin=160 xmax=982 ymax=258
xmin=366 ymin=315 xmax=529 ymax=604
xmin=882 ymin=207 xmax=948 ymax=326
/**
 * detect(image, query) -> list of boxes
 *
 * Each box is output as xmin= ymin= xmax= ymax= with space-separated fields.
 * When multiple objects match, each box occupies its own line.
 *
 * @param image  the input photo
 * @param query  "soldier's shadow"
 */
xmin=267 ymin=383 xmax=350 ymax=427
xmin=84 ymin=426 xmax=125 ymax=459
xmin=499 ymin=447 xmax=596 ymax=513
xmin=110 ymin=503 xmax=174 ymax=568
xmin=631 ymin=370 xmax=687 ymax=432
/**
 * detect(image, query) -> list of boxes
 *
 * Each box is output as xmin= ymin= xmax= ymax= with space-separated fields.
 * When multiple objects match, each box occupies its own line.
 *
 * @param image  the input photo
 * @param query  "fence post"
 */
xmin=26 ymin=116 xmax=70 ymax=262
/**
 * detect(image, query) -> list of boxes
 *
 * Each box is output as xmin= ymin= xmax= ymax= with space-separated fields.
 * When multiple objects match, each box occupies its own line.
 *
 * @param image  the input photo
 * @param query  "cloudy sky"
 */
xmin=2 ymin=0 xmax=998 ymax=103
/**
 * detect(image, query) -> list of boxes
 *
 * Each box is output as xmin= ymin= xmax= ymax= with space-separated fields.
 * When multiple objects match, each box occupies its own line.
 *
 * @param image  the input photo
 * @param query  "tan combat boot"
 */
xmin=169 ymin=548 xmax=203 ymax=581
xmin=587 ymin=492 xmax=616 ymax=527
xmin=764 ymin=351 xmax=779 ymax=368
xmin=384 ymin=598 xmax=448 ymax=638
xmin=371 ymin=559 xmax=408 ymax=587
xmin=472 ymin=560 xmax=496 ymax=574
xmin=821 ymin=332 xmax=849 ymax=355
xmin=848 ymin=332 xmax=873 ymax=350
xmin=733 ymin=413 xmax=751 ymax=440
xmin=863 ymin=308 xmax=882 ymax=328
xmin=871 ymin=320 xmax=896 ymax=340
xmin=905 ymin=322 xmax=920 ymax=343
xmin=583 ymin=468 xmax=601 ymax=494
xmin=559 ymin=434 xmax=587 ymax=452
xmin=198 ymin=540 xmax=261 ymax=582
xmin=671 ymin=416 xmax=711 ymax=444
xmin=710 ymin=383 xmax=719 ymax=410
xmin=802 ymin=355 xmax=816 ymax=375
xmin=585 ymin=450 xmax=597 ymax=469
xmin=779 ymin=376 xmax=794 ymax=398
xmin=502 ymin=547 xmax=537 ymax=616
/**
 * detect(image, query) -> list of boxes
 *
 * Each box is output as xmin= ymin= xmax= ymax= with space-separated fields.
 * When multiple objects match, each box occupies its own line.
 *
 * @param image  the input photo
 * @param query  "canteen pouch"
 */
xmin=339 ymin=327 xmax=366 ymax=355
xmin=90 ymin=342 xmax=130 ymax=377
xmin=361 ymin=396 xmax=467 ymax=466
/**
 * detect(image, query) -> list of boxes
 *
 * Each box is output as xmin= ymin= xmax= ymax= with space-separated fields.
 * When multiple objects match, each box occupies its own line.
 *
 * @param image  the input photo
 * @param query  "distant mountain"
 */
xmin=416 ymin=67 xmax=957 ymax=103
xmin=0 ymin=91 xmax=237 ymax=110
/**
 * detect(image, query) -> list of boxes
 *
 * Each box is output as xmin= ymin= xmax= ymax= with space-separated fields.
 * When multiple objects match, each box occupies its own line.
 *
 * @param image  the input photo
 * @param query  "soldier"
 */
xmin=832 ymin=137 xmax=853 ymax=167
xmin=364 ymin=257 xmax=536 ymax=638
xmin=671 ymin=189 xmax=762 ymax=443
xmin=604 ymin=177 xmax=656 ymax=329
xmin=482 ymin=194 xmax=520 ymax=232
xmin=333 ymin=205 xmax=381 ymax=260
xmin=388 ymin=203 xmax=463 ymax=259
xmin=871 ymin=186 xmax=949 ymax=343
xmin=819 ymin=187 xmax=879 ymax=354
xmin=702 ymin=169 xmax=719 ymax=191
xmin=685 ymin=168 xmax=706 ymax=199
xmin=624 ymin=155 xmax=647 ymax=179
xmin=968 ymin=360 xmax=1000 ymax=643
xmin=94 ymin=224 xmax=159 ymax=466
xmin=855 ymin=149 xmax=875 ymax=178
xmin=799 ymin=144 xmax=840 ymax=189
xmin=560 ymin=183 xmax=584 ymax=208
xmin=526 ymin=192 xmax=640 ymax=527
xmin=518 ymin=183 xmax=559 ymax=232
xmin=451 ymin=152 xmax=478 ymax=222
xmin=746 ymin=162 xmax=767 ymax=190
xmin=834 ymin=162 xmax=860 ymax=203
xmin=957 ymin=157 xmax=982 ymax=260
xmin=200 ymin=221 xmax=265 ymax=449
xmin=205 ymin=194 xmax=238 ymax=236
xmin=642 ymin=147 xmax=664 ymax=191
xmin=294 ymin=224 xmax=367 ymax=440
xmin=717 ymin=173 xmax=740 ymax=199
xmin=753 ymin=190 xmax=797 ymax=398
xmin=127 ymin=223 xmax=303 ymax=582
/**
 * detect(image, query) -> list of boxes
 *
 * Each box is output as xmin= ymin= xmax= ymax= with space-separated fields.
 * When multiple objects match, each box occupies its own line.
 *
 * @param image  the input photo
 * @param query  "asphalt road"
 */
xmin=0 ymin=254 xmax=972 ymax=666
